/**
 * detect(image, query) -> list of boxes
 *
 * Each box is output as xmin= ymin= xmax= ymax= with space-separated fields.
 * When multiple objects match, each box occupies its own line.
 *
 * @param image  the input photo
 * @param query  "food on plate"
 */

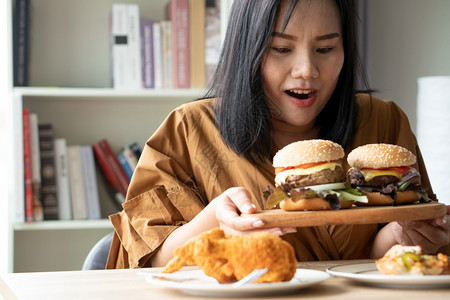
xmin=375 ymin=244 xmax=450 ymax=275
xmin=347 ymin=143 xmax=431 ymax=205
xmin=162 ymin=228 xmax=297 ymax=283
xmin=264 ymin=139 xmax=367 ymax=211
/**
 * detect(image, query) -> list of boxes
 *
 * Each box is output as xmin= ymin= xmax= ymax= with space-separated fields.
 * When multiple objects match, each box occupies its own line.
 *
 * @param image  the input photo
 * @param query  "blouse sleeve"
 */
xmin=106 ymin=105 xmax=209 ymax=268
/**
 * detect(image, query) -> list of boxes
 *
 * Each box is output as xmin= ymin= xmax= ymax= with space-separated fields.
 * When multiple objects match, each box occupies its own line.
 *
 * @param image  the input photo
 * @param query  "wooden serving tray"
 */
xmin=243 ymin=202 xmax=447 ymax=228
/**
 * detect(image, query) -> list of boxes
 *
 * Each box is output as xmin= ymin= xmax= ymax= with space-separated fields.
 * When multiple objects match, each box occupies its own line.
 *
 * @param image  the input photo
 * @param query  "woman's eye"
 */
xmin=272 ymin=47 xmax=291 ymax=54
xmin=316 ymin=47 xmax=333 ymax=54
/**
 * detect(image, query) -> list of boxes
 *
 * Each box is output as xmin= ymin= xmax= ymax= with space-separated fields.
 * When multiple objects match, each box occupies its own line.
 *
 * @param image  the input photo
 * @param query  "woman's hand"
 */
xmin=393 ymin=205 xmax=450 ymax=254
xmin=372 ymin=205 xmax=450 ymax=258
xmin=214 ymin=187 xmax=297 ymax=236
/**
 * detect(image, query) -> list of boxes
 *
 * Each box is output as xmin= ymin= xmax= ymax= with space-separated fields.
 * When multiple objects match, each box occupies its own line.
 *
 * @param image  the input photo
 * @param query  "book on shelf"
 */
xmin=13 ymin=0 xmax=30 ymax=86
xmin=205 ymin=0 xmax=222 ymax=85
xmin=22 ymin=109 xmax=33 ymax=222
xmin=152 ymin=22 xmax=163 ymax=89
xmin=116 ymin=151 xmax=134 ymax=181
xmin=80 ymin=145 xmax=101 ymax=220
xmin=116 ymin=145 xmax=139 ymax=181
xmin=93 ymin=139 xmax=129 ymax=205
xmin=38 ymin=123 xmax=59 ymax=220
xmin=123 ymin=145 xmax=139 ymax=167
xmin=167 ymin=0 xmax=190 ymax=89
xmin=141 ymin=18 xmax=155 ymax=89
xmin=161 ymin=20 xmax=173 ymax=89
xmin=67 ymin=145 xmax=88 ymax=220
xmin=29 ymin=113 xmax=43 ymax=221
xmin=54 ymin=138 xmax=72 ymax=220
xmin=129 ymin=142 xmax=142 ymax=160
xmin=189 ymin=0 xmax=206 ymax=89
xmin=111 ymin=3 xmax=142 ymax=89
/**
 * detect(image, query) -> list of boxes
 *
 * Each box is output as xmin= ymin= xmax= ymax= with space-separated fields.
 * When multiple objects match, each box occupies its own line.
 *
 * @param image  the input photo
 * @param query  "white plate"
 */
xmin=142 ymin=268 xmax=330 ymax=297
xmin=327 ymin=262 xmax=450 ymax=289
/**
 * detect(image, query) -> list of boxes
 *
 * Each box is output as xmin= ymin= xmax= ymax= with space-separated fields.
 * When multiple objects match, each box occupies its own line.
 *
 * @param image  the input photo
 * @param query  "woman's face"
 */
xmin=262 ymin=0 xmax=344 ymax=129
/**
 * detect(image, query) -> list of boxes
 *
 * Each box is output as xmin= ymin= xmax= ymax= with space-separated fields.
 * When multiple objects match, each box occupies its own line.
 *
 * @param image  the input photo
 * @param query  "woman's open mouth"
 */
xmin=284 ymin=89 xmax=317 ymax=108
xmin=285 ymin=89 xmax=316 ymax=100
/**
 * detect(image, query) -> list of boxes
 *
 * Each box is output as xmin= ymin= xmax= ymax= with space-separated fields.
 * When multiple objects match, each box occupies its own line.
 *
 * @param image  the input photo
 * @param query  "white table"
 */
xmin=1 ymin=260 xmax=449 ymax=299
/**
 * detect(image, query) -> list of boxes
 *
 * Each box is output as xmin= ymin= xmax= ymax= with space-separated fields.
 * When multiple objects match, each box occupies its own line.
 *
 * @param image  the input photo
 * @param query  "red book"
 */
xmin=166 ymin=0 xmax=190 ymax=88
xmin=93 ymin=139 xmax=130 ymax=200
xmin=22 ymin=109 xmax=33 ymax=222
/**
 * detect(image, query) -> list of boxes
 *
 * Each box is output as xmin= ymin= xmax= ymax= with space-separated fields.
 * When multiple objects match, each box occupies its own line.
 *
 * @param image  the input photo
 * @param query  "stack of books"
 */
xmin=20 ymin=109 xmax=142 ymax=223
xmin=110 ymin=0 xmax=221 ymax=90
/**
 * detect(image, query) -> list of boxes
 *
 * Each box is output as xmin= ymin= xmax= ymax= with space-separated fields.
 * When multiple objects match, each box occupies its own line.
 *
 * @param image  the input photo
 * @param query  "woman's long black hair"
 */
xmin=206 ymin=0 xmax=367 ymax=164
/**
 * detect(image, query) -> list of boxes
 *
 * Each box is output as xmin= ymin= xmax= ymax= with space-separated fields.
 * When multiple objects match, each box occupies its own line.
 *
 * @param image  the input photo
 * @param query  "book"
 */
xmin=80 ymin=145 xmax=101 ymax=219
xmin=161 ymin=20 xmax=173 ymax=89
xmin=22 ymin=109 xmax=33 ymax=222
xmin=111 ymin=3 xmax=142 ymax=89
xmin=152 ymin=22 xmax=163 ymax=89
xmin=13 ymin=0 xmax=30 ymax=86
xmin=54 ymin=138 xmax=72 ymax=220
xmin=67 ymin=145 xmax=87 ymax=220
xmin=116 ymin=152 xmax=134 ymax=181
xmin=93 ymin=139 xmax=130 ymax=204
xmin=29 ymin=113 xmax=43 ymax=221
xmin=117 ymin=145 xmax=138 ymax=181
xmin=166 ymin=0 xmax=190 ymax=88
xmin=141 ymin=18 xmax=155 ymax=89
xmin=205 ymin=0 xmax=222 ymax=85
xmin=189 ymin=0 xmax=206 ymax=89
xmin=123 ymin=146 xmax=139 ymax=167
xmin=38 ymin=123 xmax=59 ymax=220
xmin=129 ymin=142 xmax=142 ymax=160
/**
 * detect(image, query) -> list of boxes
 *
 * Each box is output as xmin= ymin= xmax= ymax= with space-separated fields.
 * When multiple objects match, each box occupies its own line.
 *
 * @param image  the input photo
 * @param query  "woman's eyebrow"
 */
xmin=315 ymin=32 xmax=340 ymax=41
xmin=272 ymin=32 xmax=297 ymax=40
xmin=271 ymin=32 xmax=340 ymax=41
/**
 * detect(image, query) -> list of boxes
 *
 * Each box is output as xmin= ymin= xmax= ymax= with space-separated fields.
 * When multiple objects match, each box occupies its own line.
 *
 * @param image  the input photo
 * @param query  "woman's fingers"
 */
xmin=397 ymin=220 xmax=449 ymax=253
xmin=215 ymin=187 xmax=261 ymax=231
xmin=224 ymin=187 xmax=257 ymax=214
xmin=215 ymin=187 xmax=297 ymax=235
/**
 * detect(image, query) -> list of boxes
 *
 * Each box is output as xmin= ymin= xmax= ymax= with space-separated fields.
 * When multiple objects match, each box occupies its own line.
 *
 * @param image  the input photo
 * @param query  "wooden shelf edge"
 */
xmin=13 ymin=219 xmax=113 ymax=231
xmin=13 ymin=87 xmax=207 ymax=99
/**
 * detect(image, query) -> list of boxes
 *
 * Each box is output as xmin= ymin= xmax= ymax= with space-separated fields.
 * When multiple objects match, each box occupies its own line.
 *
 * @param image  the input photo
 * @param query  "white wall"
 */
xmin=366 ymin=0 xmax=450 ymax=204
xmin=366 ymin=0 xmax=450 ymax=132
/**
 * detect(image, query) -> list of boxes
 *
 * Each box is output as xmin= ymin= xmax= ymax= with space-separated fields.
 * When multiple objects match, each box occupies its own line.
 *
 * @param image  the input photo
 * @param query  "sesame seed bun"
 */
xmin=273 ymin=139 xmax=345 ymax=168
xmin=347 ymin=143 xmax=416 ymax=169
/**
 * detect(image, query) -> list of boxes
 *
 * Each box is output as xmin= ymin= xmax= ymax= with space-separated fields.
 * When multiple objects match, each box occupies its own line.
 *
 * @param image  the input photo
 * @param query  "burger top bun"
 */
xmin=273 ymin=139 xmax=345 ymax=168
xmin=347 ymin=143 xmax=416 ymax=169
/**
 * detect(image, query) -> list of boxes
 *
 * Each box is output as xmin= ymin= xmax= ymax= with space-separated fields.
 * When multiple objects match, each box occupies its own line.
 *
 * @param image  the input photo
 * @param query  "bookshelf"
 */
xmin=7 ymin=0 xmax=232 ymax=272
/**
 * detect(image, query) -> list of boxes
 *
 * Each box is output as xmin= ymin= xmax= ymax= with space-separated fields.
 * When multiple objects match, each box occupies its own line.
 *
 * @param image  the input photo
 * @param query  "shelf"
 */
xmin=13 ymin=87 xmax=207 ymax=100
xmin=13 ymin=219 xmax=113 ymax=231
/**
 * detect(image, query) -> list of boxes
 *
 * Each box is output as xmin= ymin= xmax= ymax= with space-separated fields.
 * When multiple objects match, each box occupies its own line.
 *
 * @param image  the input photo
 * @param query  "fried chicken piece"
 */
xmin=162 ymin=228 xmax=297 ymax=283
xmin=375 ymin=244 xmax=450 ymax=275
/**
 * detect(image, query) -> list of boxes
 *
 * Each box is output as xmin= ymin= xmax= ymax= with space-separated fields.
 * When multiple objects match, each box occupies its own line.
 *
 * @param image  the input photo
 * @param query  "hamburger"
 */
xmin=346 ymin=143 xmax=431 ymax=205
xmin=264 ymin=139 xmax=367 ymax=211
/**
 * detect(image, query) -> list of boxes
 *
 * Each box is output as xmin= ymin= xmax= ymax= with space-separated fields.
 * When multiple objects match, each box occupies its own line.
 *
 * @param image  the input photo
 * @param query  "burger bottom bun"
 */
xmin=280 ymin=197 xmax=352 ymax=211
xmin=340 ymin=200 xmax=354 ymax=209
xmin=355 ymin=190 xmax=421 ymax=206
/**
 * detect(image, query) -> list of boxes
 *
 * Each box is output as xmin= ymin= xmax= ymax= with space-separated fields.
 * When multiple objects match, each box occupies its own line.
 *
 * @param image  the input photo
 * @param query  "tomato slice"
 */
xmin=361 ymin=166 xmax=411 ymax=175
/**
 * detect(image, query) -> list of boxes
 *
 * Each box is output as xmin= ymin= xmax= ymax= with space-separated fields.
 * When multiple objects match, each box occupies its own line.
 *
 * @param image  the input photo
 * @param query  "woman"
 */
xmin=106 ymin=0 xmax=449 ymax=269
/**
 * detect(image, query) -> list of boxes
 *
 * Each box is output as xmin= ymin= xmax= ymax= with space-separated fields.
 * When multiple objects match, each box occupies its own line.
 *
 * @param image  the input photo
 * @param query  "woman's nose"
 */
xmin=291 ymin=52 xmax=319 ymax=79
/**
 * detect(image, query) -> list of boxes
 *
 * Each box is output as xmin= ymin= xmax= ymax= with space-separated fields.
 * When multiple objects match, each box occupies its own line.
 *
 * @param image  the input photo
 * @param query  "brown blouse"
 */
xmin=105 ymin=93 xmax=435 ymax=269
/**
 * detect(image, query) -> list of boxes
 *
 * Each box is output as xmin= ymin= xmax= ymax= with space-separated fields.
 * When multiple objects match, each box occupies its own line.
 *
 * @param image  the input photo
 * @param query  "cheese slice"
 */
xmin=360 ymin=169 xmax=402 ymax=182
xmin=275 ymin=162 xmax=339 ymax=185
